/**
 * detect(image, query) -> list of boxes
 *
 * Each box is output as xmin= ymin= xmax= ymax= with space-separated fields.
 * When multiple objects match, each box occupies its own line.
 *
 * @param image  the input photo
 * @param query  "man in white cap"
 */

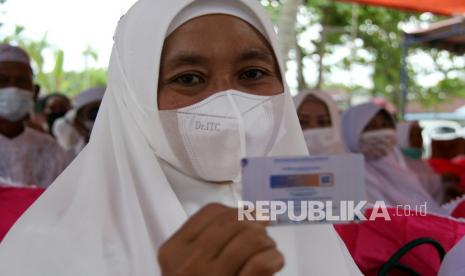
xmin=0 ymin=43 xmax=67 ymax=188
xmin=53 ymin=86 xmax=105 ymax=159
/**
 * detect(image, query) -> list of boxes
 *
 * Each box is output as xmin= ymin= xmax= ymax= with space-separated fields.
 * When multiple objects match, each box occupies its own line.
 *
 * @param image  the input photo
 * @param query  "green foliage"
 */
xmin=269 ymin=0 xmax=461 ymax=110
xmin=1 ymin=25 xmax=106 ymax=97
xmin=260 ymin=0 xmax=283 ymax=22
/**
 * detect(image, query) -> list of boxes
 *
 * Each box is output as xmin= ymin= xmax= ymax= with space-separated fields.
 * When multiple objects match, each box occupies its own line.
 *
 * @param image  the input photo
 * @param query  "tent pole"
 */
xmin=399 ymin=35 xmax=409 ymax=120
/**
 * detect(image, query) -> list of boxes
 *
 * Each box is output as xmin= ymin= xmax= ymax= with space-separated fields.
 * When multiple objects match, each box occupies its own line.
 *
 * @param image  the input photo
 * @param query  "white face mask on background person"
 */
xmin=0 ymin=87 xmax=34 ymax=122
xmin=159 ymin=89 xmax=284 ymax=182
xmin=359 ymin=128 xmax=397 ymax=160
xmin=302 ymin=127 xmax=338 ymax=155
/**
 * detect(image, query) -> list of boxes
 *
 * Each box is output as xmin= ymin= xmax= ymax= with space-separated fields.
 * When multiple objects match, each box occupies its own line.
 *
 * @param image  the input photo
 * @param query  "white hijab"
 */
xmin=0 ymin=1 xmax=360 ymax=275
xmin=293 ymin=90 xmax=346 ymax=155
xmin=341 ymin=103 xmax=443 ymax=214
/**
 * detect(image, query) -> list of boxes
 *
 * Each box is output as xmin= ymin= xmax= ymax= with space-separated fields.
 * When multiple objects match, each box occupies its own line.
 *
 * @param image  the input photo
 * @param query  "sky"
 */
xmin=0 ymin=0 xmax=137 ymax=71
xmin=0 ymin=0 xmax=375 ymax=92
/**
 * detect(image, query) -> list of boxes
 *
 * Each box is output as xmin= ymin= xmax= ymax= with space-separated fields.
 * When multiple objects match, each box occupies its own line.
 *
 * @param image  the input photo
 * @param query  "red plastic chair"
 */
xmin=0 ymin=186 xmax=44 ymax=242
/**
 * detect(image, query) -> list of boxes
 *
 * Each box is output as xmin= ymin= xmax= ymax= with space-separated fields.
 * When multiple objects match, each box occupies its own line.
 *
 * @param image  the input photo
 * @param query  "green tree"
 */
xmin=264 ymin=0 xmax=460 ymax=111
xmin=0 ymin=0 xmax=6 ymax=29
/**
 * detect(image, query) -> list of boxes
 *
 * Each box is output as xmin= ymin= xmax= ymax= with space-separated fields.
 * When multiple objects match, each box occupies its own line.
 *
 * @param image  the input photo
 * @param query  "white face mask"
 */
xmin=0 ymin=87 xmax=34 ymax=122
xmin=303 ymin=127 xmax=337 ymax=155
xmin=159 ymin=90 xmax=284 ymax=182
xmin=359 ymin=128 xmax=397 ymax=160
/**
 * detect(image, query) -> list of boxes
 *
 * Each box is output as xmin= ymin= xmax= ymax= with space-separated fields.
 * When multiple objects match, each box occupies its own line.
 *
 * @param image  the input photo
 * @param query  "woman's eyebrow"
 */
xmin=298 ymin=114 xmax=311 ymax=119
xmin=238 ymin=48 xmax=274 ymax=63
xmin=165 ymin=52 xmax=208 ymax=68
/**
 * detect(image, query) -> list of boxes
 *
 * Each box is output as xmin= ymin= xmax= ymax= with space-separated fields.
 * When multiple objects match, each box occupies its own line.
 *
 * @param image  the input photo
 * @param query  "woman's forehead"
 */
xmin=162 ymin=14 xmax=275 ymax=62
xmin=299 ymin=96 xmax=328 ymax=113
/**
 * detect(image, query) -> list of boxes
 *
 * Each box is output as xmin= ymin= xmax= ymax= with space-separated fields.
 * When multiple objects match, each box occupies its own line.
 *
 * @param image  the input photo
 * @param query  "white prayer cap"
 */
xmin=0 ymin=44 xmax=31 ymax=65
xmin=73 ymin=86 xmax=106 ymax=110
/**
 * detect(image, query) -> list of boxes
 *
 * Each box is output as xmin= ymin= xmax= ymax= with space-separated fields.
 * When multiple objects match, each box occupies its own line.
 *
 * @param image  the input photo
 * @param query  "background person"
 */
xmin=396 ymin=121 xmax=460 ymax=204
xmin=341 ymin=102 xmax=444 ymax=214
xmin=41 ymin=93 xmax=72 ymax=135
xmin=0 ymin=43 xmax=67 ymax=188
xmin=294 ymin=90 xmax=346 ymax=155
xmin=53 ymin=86 xmax=104 ymax=158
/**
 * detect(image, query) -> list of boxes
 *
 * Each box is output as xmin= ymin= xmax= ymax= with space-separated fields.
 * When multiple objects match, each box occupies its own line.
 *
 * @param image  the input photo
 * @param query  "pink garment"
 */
xmin=365 ymin=151 xmax=443 ymax=214
xmin=341 ymin=103 xmax=444 ymax=214
xmin=405 ymin=157 xmax=445 ymax=203
xmin=336 ymin=208 xmax=465 ymax=276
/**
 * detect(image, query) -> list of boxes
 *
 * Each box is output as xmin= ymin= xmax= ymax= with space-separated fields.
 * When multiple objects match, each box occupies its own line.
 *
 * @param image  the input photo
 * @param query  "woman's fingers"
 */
xmin=170 ymin=203 xmax=231 ymax=242
xmin=158 ymin=203 xmax=283 ymax=276
xmin=192 ymin=207 xmax=262 ymax=260
xmin=215 ymin=224 xmax=278 ymax=275
xmin=238 ymin=248 xmax=285 ymax=276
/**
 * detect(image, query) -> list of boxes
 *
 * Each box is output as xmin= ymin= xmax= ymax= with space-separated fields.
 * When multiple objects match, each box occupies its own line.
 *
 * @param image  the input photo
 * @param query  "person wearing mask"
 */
xmin=0 ymin=44 xmax=67 ymax=188
xmin=32 ymin=93 xmax=71 ymax=135
xmin=341 ymin=103 xmax=444 ymax=214
xmin=52 ymin=86 xmax=104 ymax=158
xmin=396 ymin=121 xmax=458 ymax=204
xmin=0 ymin=1 xmax=361 ymax=275
xmin=294 ymin=90 xmax=346 ymax=155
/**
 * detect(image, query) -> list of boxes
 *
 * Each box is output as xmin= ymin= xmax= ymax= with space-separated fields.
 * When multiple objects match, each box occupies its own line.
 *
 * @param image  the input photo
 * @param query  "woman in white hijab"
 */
xmin=0 ymin=0 xmax=361 ymax=275
xmin=396 ymin=121 xmax=446 ymax=203
xmin=294 ymin=90 xmax=346 ymax=155
xmin=341 ymin=103 xmax=444 ymax=214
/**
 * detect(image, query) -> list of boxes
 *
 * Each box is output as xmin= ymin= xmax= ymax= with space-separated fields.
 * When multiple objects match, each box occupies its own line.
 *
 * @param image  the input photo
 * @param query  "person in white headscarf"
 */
xmin=0 ymin=44 xmax=67 ymax=188
xmin=396 ymin=121 xmax=449 ymax=204
xmin=53 ymin=86 xmax=105 ymax=159
xmin=341 ymin=102 xmax=444 ymax=214
xmin=294 ymin=90 xmax=346 ymax=155
xmin=0 ymin=1 xmax=361 ymax=275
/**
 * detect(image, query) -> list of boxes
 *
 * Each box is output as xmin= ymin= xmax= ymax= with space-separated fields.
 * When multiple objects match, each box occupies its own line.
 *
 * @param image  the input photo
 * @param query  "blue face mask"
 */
xmin=402 ymin=147 xmax=423 ymax=160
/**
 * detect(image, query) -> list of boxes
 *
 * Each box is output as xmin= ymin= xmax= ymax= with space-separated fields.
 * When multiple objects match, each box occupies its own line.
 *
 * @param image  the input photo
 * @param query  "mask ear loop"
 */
xmin=226 ymin=91 xmax=245 ymax=201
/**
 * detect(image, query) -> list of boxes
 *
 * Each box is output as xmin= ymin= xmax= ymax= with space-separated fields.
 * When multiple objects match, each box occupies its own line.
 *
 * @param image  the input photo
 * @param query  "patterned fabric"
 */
xmin=0 ymin=128 xmax=68 ymax=188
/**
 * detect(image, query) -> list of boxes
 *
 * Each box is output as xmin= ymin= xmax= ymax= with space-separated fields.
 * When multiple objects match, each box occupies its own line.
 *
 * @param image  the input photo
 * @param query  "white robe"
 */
xmin=0 ymin=127 xmax=67 ymax=188
xmin=0 ymin=0 xmax=361 ymax=275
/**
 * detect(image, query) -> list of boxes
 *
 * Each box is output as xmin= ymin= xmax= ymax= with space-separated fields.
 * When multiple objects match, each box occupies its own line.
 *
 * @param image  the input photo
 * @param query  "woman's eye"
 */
xmin=240 ymin=69 xmax=266 ymax=80
xmin=318 ymin=118 xmax=332 ymax=127
xmin=318 ymin=121 xmax=331 ymax=127
xmin=173 ymin=74 xmax=204 ymax=86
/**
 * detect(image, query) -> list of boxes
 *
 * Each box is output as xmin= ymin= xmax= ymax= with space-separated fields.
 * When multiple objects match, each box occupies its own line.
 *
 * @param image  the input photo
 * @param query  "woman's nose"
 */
xmin=209 ymin=76 xmax=236 ymax=93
